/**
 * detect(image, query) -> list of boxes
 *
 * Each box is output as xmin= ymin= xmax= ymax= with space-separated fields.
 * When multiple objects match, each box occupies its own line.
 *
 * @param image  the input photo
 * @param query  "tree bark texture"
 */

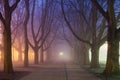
xmin=3 ymin=28 xmax=13 ymax=73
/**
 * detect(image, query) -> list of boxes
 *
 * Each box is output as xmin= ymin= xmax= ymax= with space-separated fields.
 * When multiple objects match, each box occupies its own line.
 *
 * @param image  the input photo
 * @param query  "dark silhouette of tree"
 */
xmin=90 ymin=4 xmax=107 ymax=68
xmin=0 ymin=0 xmax=20 ymax=73
xmin=91 ymin=0 xmax=120 ymax=74
xmin=0 ymin=22 xmax=4 ymax=63
xmin=23 ymin=0 xmax=30 ymax=67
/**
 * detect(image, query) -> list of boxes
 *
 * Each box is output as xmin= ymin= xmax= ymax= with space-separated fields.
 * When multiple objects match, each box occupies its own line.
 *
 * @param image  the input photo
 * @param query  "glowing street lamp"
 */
xmin=59 ymin=52 xmax=64 ymax=56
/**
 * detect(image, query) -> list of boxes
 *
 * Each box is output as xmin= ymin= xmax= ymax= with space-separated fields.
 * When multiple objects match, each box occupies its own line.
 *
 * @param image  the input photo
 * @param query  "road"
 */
xmin=17 ymin=63 xmax=101 ymax=80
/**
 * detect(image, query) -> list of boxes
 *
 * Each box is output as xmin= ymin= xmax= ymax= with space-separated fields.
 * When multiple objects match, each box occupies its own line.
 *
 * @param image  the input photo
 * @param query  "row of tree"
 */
xmin=60 ymin=0 xmax=120 ymax=75
xmin=0 ymin=0 xmax=120 ymax=75
xmin=0 ymin=0 xmax=59 ymax=73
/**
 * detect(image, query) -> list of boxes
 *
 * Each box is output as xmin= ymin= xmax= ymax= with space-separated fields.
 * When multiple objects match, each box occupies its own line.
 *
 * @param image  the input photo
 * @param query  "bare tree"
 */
xmin=28 ymin=0 xmax=56 ymax=64
xmin=23 ymin=0 xmax=30 ymax=67
xmin=91 ymin=0 xmax=120 ymax=74
xmin=61 ymin=0 xmax=107 ymax=68
xmin=0 ymin=0 xmax=20 ymax=73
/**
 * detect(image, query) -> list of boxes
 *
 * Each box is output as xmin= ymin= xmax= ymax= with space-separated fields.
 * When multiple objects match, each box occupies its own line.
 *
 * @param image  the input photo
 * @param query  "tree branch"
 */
xmin=91 ymin=0 xmax=109 ymax=20
xmin=28 ymin=39 xmax=35 ymax=50
xmin=0 ymin=12 xmax=5 ymax=25
xmin=10 ymin=0 xmax=20 ymax=12
xmin=98 ymin=36 xmax=107 ymax=47
xmin=31 ymin=0 xmax=36 ymax=44
xmin=61 ymin=0 xmax=92 ymax=46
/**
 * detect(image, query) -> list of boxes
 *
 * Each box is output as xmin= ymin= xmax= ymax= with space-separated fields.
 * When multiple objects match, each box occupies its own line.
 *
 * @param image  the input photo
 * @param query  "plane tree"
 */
xmin=23 ymin=0 xmax=30 ymax=67
xmin=91 ymin=0 xmax=120 ymax=74
xmin=0 ymin=0 xmax=20 ymax=73
xmin=28 ymin=0 xmax=57 ymax=64
xmin=61 ymin=0 xmax=107 ymax=68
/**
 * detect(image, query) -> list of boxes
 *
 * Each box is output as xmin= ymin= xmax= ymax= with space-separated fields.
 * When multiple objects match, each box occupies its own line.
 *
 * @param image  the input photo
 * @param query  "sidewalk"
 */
xmin=17 ymin=63 xmax=101 ymax=80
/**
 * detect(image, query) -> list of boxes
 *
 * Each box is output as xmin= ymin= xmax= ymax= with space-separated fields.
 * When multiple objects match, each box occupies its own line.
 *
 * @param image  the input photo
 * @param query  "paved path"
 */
xmin=17 ymin=63 xmax=101 ymax=80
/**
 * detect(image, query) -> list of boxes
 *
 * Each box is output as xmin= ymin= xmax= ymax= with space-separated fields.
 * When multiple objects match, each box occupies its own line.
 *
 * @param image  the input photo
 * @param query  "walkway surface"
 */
xmin=16 ymin=63 xmax=101 ymax=80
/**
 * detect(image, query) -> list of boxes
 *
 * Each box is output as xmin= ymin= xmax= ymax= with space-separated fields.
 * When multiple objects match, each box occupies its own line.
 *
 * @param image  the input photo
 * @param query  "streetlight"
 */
xmin=59 ymin=52 xmax=64 ymax=56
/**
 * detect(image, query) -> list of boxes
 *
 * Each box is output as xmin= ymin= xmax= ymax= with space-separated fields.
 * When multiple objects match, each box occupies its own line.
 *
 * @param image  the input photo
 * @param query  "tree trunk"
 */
xmin=46 ymin=48 xmax=51 ymax=62
xmin=3 ymin=11 xmax=13 ymax=73
xmin=24 ymin=28 xmax=29 ymax=67
xmin=34 ymin=48 xmax=39 ymax=64
xmin=18 ymin=40 xmax=22 ymax=61
xmin=0 ymin=48 xmax=4 ymax=63
xmin=103 ymin=0 xmax=119 ymax=74
xmin=83 ymin=45 xmax=90 ymax=65
xmin=0 ymin=0 xmax=20 ymax=73
xmin=3 ymin=28 xmax=13 ymax=73
xmin=24 ymin=38 xmax=29 ymax=67
xmin=90 ymin=45 xmax=100 ymax=68
xmin=91 ymin=0 xmax=119 ymax=74
xmin=23 ymin=0 xmax=30 ymax=67
xmin=104 ymin=26 xmax=119 ymax=74
xmin=18 ymin=48 xmax=22 ymax=61
xmin=40 ymin=46 xmax=44 ymax=63
xmin=74 ymin=46 xmax=81 ymax=64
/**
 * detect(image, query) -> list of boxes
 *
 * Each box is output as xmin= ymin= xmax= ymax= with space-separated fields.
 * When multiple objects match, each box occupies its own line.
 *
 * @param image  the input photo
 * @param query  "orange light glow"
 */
xmin=12 ymin=48 xmax=19 ymax=62
xmin=0 ymin=51 xmax=1 ymax=60
xmin=28 ymin=51 xmax=34 ymax=63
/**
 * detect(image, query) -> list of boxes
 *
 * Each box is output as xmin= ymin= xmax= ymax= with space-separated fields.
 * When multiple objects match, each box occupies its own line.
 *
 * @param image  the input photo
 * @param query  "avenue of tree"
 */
xmin=0 ymin=0 xmax=120 ymax=75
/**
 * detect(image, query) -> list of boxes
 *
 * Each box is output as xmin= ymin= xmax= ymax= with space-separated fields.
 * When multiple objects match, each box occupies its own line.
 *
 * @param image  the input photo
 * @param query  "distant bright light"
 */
xmin=57 ymin=51 xmax=71 ymax=62
xmin=59 ymin=52 xmax=64 ymax=56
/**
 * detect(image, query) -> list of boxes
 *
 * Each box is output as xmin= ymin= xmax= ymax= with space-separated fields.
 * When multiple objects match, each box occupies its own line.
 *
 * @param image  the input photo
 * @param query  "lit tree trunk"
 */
xmin=18 ymin=46 xmax=22 ymax=61
xmin=90 ymin=4 xmax=100 ymax=68
xmin=3 ymin=27 xmax=13 ymax=73
xmin=90 ymin=45 xmax=100 ymax=68
xmin=18 ymin=38 xmax=22 ymax=61
xmin=12 ymin=47 xmax=15 ymax=61
xmin=104 ymin=0 xmax=119 ymax=74
xmin=0 ymin=47 xmax=4 ymax=63
xmin=104 ymin=31 xmax=119 ymax=74
xmin=40 ymin=46 xmax=44 ymax=63
xmin=0 ymin=37 xmax=3 ymax=63
xmin=91 ymin=0 xmax=119 ymax=74
xmin=24 ymin=39 xmax=29 ymax=67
